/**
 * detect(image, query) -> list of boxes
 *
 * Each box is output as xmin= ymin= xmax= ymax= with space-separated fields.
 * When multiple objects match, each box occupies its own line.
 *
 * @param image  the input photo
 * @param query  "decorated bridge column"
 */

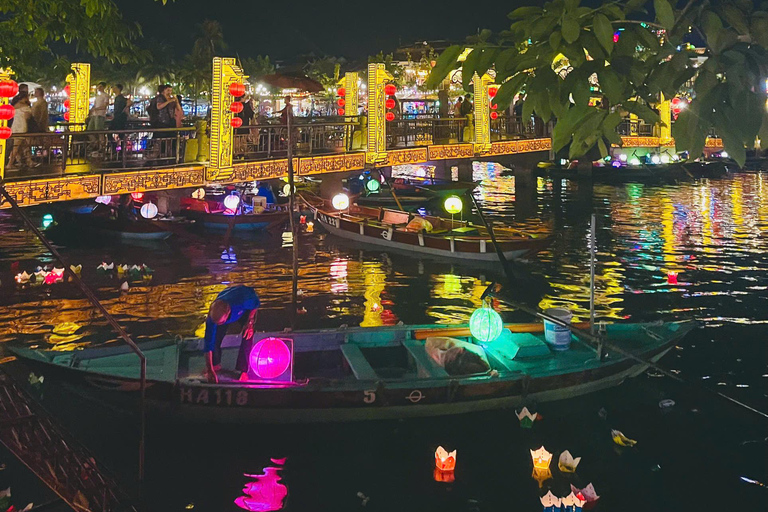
xmin=65 ymin=63 xmax=90 ymax=131
xmin=658 ymin=92 xmax=672 ymax=144
xmin=366 ymin=63 xmax=393 ymax=164
xmin=208 ymin=57 xmax=247 ymax=181
xmin=472 ymin=72 xmax=493 ymax=153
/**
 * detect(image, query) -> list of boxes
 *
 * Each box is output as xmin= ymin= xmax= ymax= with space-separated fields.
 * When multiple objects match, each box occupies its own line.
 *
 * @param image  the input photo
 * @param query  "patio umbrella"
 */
xmin=19 ymin=82 xmax=43 ymax=92
xmin=259 ymin=74 xmax=324 ymax=93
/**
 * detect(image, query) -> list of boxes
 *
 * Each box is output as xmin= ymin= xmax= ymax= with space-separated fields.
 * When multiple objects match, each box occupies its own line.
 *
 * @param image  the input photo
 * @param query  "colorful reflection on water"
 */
xmin=234 ymin=458 xmax=288 ymax=512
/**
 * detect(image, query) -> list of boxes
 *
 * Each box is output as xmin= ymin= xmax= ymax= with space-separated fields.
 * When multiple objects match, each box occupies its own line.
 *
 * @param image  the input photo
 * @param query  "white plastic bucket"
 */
xmin=543 ymin=308 xmax=573 ymax=350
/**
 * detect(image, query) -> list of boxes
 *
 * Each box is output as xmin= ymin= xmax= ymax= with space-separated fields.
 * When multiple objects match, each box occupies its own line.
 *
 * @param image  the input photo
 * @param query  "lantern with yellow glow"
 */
xmin=611 ymin=429 xmax=637 ymax=447
xmin=530 ymin=446 xmax=553 ymax=469
xmin=443 ymin=195 xmax=462 ymax=215
xmin=469 ymin=305 xmax=504 ymax=343
xmin=248 ymin=337 xmax=293 ymax=381
xmin=332 ymin=193 xmax=349 ymax=211
xmin=434 ymin=446 xmax=456 ymax=472
xmin=558 ymin=450 xmax=581 ymax=473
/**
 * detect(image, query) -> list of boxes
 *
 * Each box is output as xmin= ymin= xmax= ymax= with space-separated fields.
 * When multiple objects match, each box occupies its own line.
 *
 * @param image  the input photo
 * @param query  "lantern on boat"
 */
xmin=332 ymin=193 xmax=349 ymax=211
xmin=558 ymin=450 xmax=581 ymax=473
xmin=140 ymin=202 xmax=158 ymax=219
xmin=42 ymin=213 xmax=54 ymax=229
xmin=192 ymin=188 xmax=206 ymax=200
xmin=282 ymin=183 xmax=296 ymax=196
xmin=530 ymin=446 xmax=553 ymax=469
xmin=434 ymin=446 xmax=456 ymax=472
xmin=131 ymin=192 xmax=144 ymax=201
xmin=224 ymin=194 xmax=241 ymax=211
xmin=95 ymin=195 xmax=112 ymax=205
xmin=443 ymin=195 xmax=462 ymax=215
xmin=469 ymin=305 xmax=503 ymax=343
xmin=365 ymin=179 xmax=380 ymax=193
xmin=248 ymin=337 xmax=293 ymax=380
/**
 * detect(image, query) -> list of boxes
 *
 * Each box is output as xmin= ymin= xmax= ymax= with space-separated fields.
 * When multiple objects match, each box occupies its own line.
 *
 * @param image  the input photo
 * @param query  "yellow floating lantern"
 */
xmin=558 ymin=450 xmax=581 ymax=473
xmin=611 ymin=429 xmax=637 ymax=447
xmin=530 ymin=446 xmax=553 ymax=469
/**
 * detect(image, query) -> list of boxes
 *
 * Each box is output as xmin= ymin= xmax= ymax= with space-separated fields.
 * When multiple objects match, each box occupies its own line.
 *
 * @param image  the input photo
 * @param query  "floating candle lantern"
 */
xmin=516 ymin=407 xmax=538 ymax=428
xmin=434 ymin=446 xmax=456 ymax=472
xmin=611 ymin=429 xmax=637 ymax=447
xmin=530 ymin=446 xmax=553 ymax=469
xmin=558 ymin=450 xmax=581 ymax=473
xmin=562 ymin=491 xmax=587 ymax=511
xmin=540 ymin=491 xmax=561 ymax=509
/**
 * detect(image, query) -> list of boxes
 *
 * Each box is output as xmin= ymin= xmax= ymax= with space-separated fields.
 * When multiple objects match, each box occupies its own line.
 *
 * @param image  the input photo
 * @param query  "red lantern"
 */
xmin=229 ymin=82 xmax=245 ymax=97
xmin=488 ymin=86 xmax=498 ymax=98
xmin=230 ymin=101 xmax=244 ymax=113
xmin=337 ymin=87 xmax=346 ymax=96
xmin=0 ymin=81 xmax=19 ymax=98
xmin=385 ymin=99 xmax=395 ymax=109
xmin=131 ymin=192 xmax=144 ymax=201
xmin=63 ymin=112 xmax=70 ymax=121
xmin=0 ymin=127 xmax=11 ymax=139
xmin=491 ymin=104 xmax=498 ymax=110
xmin=231 ymin=117 xmax=243 ymax=128
xmin=337 ymin=108 xmax=345 ymax=116
xmin=64 ymin=85 xmax=71 ymax=96
xmin=386 ymin=112 xmax=395 ymax=122
xmin=337 ymin=98 xmax=345 ymax=107
xmin=490 ymin=111 xmax=499 ymax=120
xmin=384 ymin=84 xmax=397 ymax=96
xmin=63 ymin=99 xmax=70 ymax=109
xmin=0 ymin=105 xmax=14 ymax=120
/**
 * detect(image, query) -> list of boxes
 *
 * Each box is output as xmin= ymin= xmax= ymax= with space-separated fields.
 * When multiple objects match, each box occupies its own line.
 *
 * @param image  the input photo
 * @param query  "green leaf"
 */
xmin=522 ymin=97 xmax=534 ymax=123
xmin=719 ymin=125 xmax=747 ymax=166
xmin=552 ymin=104 xmax=591 ymax=152
xmin=562 ymin=16 xmax=581 ymax=44
xmin=508 ymin=6 xmax=543 ymax=20
xmin=598 ymin=68 xmax=624 ymax=104
xmin=494 ymin=72 xmax=528 ymax=110
xmin=623 ymin=101 xmax=661 ymax=125
xmin=425 ymin=45 xmax=463 ymax=89
xmin=461 ymin=48 xmax=481 ymax=91
xmin=654 ymin=0 xmax=675 ymax=30
xmin=549 ymin=30 xmax=562 ymax=50
xmin=597 ymin=138 xmax=609 ymax=158
xmin=701 ymin=11 xmax=723 ymax=49
xmin=494 ymin=48 xmax=519 ymax=80
xmin=565 ymin=0 xmax=580 ymax=11
xmin=635 ymin=26 xmax=660 ymax=51
xmin=475 ymin=49 xmax=499 ymax=79
xmin=602 ymin=4 xmax=626 ymax=20
xmin=722 ymin=5 xmax=749 ymax=34
xmin=593 ymin=14 xmax=615 ymax=54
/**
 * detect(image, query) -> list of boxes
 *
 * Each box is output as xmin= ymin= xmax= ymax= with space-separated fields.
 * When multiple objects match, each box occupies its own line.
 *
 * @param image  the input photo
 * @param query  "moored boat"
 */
xmin=8 ymin=321 xmax=694 ymax=423
xmin=46 ymin=206 xmax=173 ymax=241
xmin=306 ymin=201 xmax=551 ymax=262
xmin=180 ymin=198 xmax=288 ymax=230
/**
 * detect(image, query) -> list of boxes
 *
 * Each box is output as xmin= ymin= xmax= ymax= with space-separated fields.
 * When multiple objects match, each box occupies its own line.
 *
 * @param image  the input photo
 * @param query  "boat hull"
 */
xmin=182 ymin=209 xmax=287 ymax=230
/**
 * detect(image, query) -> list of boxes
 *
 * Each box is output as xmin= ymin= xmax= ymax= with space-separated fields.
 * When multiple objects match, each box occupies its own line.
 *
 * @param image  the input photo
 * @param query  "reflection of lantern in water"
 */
xmin=433 ymin=467 xmax=455 ymax=483
xmin=360 ymin=262 xmax=389 ymax=327
xmin=530 ymin=446 xmax=552 ymax=469
xmin=531 ymin=466 xmax=553 ymax=488
xmin=235 ymin=463 xmax=288 ymax=512
xmin=249 ymin=338 xmax=292 ymax=380
xmin=434 ymin=446 xmax=456 ymax=471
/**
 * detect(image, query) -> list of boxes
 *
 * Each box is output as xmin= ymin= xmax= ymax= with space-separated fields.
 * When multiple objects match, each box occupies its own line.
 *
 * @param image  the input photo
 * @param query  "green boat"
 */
xmin=9 ymin=321 xmax=694 ymax=423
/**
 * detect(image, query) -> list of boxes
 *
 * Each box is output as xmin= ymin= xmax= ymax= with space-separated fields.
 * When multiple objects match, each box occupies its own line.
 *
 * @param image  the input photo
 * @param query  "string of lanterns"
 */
xmin=229 ymin=82 xmax=245 ymax=128
xmin=0 ymin=79 xmax=19 ymax=140
xmin=384 ymin=83 xmax=397 ymax=122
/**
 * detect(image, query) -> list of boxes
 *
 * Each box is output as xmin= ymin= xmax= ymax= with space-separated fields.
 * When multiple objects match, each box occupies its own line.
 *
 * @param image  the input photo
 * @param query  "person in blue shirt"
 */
xmin=204 ymin=285 xmax=260 ymax=383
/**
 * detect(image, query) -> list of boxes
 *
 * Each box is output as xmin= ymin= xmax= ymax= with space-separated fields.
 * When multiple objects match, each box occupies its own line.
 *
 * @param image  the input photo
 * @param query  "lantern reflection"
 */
xmin=235 ymin=461 xmax=288 ymax=512
xmin=531 ymin=466 xmax=553 ymax=488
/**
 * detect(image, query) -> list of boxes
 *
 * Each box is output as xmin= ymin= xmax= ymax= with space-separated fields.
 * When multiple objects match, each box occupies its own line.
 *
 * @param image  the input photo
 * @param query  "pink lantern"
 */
xmin=249 ymin=337 xmax=292 ymax=380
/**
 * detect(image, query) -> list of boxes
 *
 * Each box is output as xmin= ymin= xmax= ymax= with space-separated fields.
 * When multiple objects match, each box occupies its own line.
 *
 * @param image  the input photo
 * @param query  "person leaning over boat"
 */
xmin=204 ymin=285 xmax=260 ymax=383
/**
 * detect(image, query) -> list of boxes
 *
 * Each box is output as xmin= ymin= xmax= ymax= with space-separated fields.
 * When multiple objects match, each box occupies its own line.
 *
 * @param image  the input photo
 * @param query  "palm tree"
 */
xmin=193 ymin=20 xmax=227 ymax=64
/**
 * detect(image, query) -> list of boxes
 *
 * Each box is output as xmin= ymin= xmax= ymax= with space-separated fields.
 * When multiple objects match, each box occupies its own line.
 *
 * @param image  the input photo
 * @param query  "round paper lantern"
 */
xmin=0 ymin=127 xmax=10 ymax=140
xmin=63 ymin=112 xmax=70 ymax=121
xmin=488 ymin=86 xmax=498 ymax=98
xmin=95 ymin=195 xmax=112 ymax=205
xmin=384 ymin=84 xmax=397 ymax=96
xmin=337 ymin=87 xmax=346 ymax=96
xmin=490 ymin=111 xmax=499 ymax=120
xmin=0 ymin=104 xmax=14 ymax=120
xmin=366 ymin=179 xmax=381 ymax=193
xmin=385 ymin=99 xmax=395 ymax=109
xmin=64 ymin=85 xmax=70 ymax=95
xmin=229 ymin=82 xmax=245 ymax=97
xmin=230 ymin=101 xmax=244 ymax=113
xmin=386 ymin=112 xmax=395 ymax=122
xmin=63 ymin=99 xmax=70 ymax=109
xmin=0 ymin=80 xmax=19 ymax=98
xmin=140 ymin=202 xmax=158 ymax=219
xmin=470 ymin=306 xmax=504 ymax=343
xmin=131 ymin=192 xmax=144 ymax=201
xmin=282 ymin=183 xmax=295 ymax=196
xmin=443 ymin=195 xmax=463 ymax=215
xmin=223 ymin=194 xmax=240 ymax=210
xmin=337 ymin=108 xmax=345 ymax=116
xmin=331 ymin=193 xmax=349 ymax=210
xmin=42 ymin=214 xmax=54 ymax=229
xmin=191 ymin=188 xmax=206 ymax=200
xmin=491 ymin=103 xmax=498 ymax=110
xmin=231 ymin=117 xmax=243 ymax=128
xmin=249 ymin=337 xmax=291 ymax=379
xmin=337 ymin=98 xmax=345 ymax=107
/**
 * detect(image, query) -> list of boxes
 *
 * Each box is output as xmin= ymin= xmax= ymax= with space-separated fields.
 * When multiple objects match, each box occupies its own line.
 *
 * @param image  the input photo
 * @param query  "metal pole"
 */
xmin=0 ymin=185 xmax=147 ymax=483
xmin=589 ymin=213 xmax=596 ymax=335
xmin=287 ymin=111 xmax=299 ymax=327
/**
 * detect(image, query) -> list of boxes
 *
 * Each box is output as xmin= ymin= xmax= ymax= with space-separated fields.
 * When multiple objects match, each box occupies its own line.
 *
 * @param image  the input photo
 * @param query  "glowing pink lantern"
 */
xmin=667 ymin=271 xmax=678 ymax=284
xmin=249 ymin=337 xmax=291 ymax=379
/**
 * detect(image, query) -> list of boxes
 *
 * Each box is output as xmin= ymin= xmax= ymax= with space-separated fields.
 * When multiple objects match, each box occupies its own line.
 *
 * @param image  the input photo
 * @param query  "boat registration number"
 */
xmin=317 ymin=213 xmax=339 ymax=228
xmin=179 ymin=387 xmax=249 ymax=406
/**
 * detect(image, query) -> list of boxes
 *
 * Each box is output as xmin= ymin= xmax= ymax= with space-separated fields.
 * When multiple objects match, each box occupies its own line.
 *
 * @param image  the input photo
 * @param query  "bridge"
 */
xmin=0 ymin=60 xmax=723 ymax=209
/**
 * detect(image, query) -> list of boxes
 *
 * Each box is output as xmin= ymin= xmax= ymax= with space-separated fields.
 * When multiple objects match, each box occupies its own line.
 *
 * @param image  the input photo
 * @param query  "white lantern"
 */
xmin=192 ymin=188 xmax=206 ymax=200
xmin=95 ymin=195 xmax=112 ymax=205
xmin=282 ymin=183 xmax=296 ymax=196
xmin=140 ymin=202 xmax=158 ymax=219
xmin=223 ymin=194 xmax=240 ymax=210
xmin=331 ymin=193 xmax=349 ymax=210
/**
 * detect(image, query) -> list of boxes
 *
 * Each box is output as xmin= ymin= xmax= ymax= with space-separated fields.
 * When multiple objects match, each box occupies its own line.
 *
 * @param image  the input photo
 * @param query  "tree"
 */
xmin=192 ymin=20 xmax=227 ymax=66
xmin=427 ymin=0 xmax=768 ymax=166
xmin=0 ymin=0 xmax=168 ymax=79
xmin=369 ymin=52 xmax=406 ymax=88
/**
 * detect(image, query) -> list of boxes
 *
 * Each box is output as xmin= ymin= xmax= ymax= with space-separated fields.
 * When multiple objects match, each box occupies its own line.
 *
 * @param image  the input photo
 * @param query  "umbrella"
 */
xmin=259 ymin=74 xmax=324 ymax=93
xmin=19 ymin=82 xmax=43 ymax=92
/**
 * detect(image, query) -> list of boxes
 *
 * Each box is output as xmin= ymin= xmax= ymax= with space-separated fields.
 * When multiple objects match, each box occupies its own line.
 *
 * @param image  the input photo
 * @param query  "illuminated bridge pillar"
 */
xmin=343 ymin=72 xmax=359 ymax=116
xmin=208 ymin=57 xmax=247 ymax=181
xmin=366 ymin=63 xmax=392 ymax=164
xmin=659 ymin=93 xmax=672 ymax=144
xmin=472 ymin=72 xmax=493 ymax=153
xmin=65 ymin=63 xmax=90 ymax=131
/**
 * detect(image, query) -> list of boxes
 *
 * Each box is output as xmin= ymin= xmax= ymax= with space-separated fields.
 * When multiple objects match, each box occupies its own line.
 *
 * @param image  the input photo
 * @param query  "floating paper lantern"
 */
xmin=140 ymin=202 xmax=158 ymax=219
xmin=229 ymin=82 xmax=245 ymax=97
xmin=95 ymin=195 xmax=112 ymax=205
xmin=365 ymin=179 xmax=380 ymax=193
xmin=570 ymin=483 xmax=599 ymax=504
xmin=516 ymin=407 xmax=538 ymax=428
xmin=530 ymin=446 xmax=553 ymax=469
xmin=331 ymin=193 xmax=349 ymax=210
xmin=0 ymin=104 xmax=14 ymax=120
xmin=469 ymin=305 xmax=503 ymax=343
xmin=558 ymin=450 xmax=581 ymax=473
xmin=191 ymin=188 xmax=205 ymax=200
xmin=231 ymin=117 xmax=243 ymax=128
xmin=0 ymin=80 xmax=19 ymax=98
xmin=223 ymin=194 xmax=240 ymax=210
xmin=230 ymin=101 xmax=244 ymax=113
xmin=249 ymin=337 xmax=292 ymax=379
xmin=611 ymin=429 xmax=637 ymax=447
xmin=561 ymin=491 xmax=587 ymax=511
xmin=15 ymin=271 xmax=31 ymax=284
xmin=443 ymin=195 xmax=462 ymax=215
xmin=434 ymin=446 xmax=456 ymax=472
xmin=540 ymin=491 xmax=561 ymax=508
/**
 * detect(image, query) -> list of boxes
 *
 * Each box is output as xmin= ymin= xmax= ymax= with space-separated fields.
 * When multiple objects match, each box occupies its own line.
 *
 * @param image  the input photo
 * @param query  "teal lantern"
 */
xmin=469 ymin=306 xmax=504 ymax=343
xmin=42 ymin=213 xmax=54 ymax=229
xmin=366 ymin=179 xmax=381 ymax=193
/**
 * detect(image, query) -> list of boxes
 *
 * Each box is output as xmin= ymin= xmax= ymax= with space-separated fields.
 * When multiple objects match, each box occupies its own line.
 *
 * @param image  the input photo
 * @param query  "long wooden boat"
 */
xmin=181 ymin=208 xmax=288 ymax=231
xmin=8 ymin=321 xmax=695 ymax=423
xmin=46 ymin=207 xmax=173 ymax=241
xmin=306 ymin=201 xmax=551 ymax=261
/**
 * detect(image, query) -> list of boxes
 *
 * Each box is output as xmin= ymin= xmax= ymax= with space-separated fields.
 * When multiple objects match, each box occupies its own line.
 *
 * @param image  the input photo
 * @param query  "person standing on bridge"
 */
xmin=87 ymin=82 xmax=109 ymax=131
xmin=204 ymin=285 xmax=261 ymax=384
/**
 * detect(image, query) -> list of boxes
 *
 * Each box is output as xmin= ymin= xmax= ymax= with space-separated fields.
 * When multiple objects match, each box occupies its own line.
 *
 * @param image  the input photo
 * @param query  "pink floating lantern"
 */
xmin=667 ymin=271 xmax=678 ymax=284
xmin=249 ymin=337 xmax=292 ymax=380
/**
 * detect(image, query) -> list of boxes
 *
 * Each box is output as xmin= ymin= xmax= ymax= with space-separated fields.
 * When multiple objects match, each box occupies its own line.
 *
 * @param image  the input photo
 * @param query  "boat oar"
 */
xmin=468 ymin=193 xmax=526 ymax=280
xmin=376 ymin=169 xmax=405 ymax=212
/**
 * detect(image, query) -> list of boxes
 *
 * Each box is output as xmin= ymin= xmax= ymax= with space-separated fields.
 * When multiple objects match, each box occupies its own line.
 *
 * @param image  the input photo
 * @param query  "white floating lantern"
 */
xmin=530 ymin=446 xmax=553 ymax=469
xmin=570 ymin=483 xmax=600 ymax=504
xmin=332 ymin=193 xmax=349 ymax=210
xmin=561 ymin=492 xmax=587 ymax=509
xmin=516 ymin=407 xmax=538 ymax=428
xmin=140 ymin=202 xmax=158 ymax=219
xmin=223 ymin=194 xmax=240 ymax=211
xmin=611 ymin=429 xmax=637 ymax=447
xmin=540 ymin=490 xmax=561 ymax=508
xmin=558 ymin=450 xmax=581 ymax=473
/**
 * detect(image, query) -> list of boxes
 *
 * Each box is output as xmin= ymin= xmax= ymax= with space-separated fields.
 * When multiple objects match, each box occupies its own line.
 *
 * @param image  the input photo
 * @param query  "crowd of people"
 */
xmin=6 ymin=83 xmax=49 ymax=169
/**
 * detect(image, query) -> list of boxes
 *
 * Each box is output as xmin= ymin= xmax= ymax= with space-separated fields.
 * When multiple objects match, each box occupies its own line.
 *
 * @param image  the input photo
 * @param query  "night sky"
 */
xmin=116 ymin=0 xmax=522 ymax=63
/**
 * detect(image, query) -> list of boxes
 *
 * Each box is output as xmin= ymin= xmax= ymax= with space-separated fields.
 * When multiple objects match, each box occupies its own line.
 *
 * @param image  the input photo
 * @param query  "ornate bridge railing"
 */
xmin=387 ymin=117 xmax=468 ymax=148
xmin=233 ymin=120 xmax=361 ymax=161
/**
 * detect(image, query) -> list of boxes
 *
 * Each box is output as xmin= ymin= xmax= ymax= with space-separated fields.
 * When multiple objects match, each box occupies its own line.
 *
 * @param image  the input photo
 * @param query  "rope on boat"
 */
xmin=470 ymin=187 xmax=768 ymax=422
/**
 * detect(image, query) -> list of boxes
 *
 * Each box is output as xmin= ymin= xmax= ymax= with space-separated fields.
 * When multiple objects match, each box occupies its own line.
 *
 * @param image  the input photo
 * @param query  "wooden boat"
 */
xmin=306 ymin=201 xmax=551 ymax=261
xmin=46 ymin=207 xmax=173 ymax=241
xmin=8 ymin=321 xmax=695 ymax=423
xmin=181 ymin=207 xmax=288 ymax=231
xmin=390 ymin=177 xmax=478 ymax=197
xmin=355 ymin=192 xmax=431 ymax=210
xmin=542 ymin=162 xmax=689 ymax=182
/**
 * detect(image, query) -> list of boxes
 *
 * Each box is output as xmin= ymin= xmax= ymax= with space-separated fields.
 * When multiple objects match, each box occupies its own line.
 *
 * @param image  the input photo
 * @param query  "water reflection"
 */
xmin=234 ymin=458 xmax=288 ymax=512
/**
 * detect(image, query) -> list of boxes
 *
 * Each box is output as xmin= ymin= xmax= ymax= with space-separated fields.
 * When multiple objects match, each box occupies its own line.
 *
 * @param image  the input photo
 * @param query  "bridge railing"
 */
xmin=387 ymin=117 xmax=467 ymax=148
xmin=4 ymin=127 xmax=197 ymax=178
xmin=233 ymin=119 xmax=361 ymax=161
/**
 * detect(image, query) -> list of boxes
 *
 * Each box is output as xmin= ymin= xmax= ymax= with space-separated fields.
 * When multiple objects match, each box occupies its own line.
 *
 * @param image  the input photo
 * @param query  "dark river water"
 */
xmin=0 ymin=164 xmax=766 ymax=511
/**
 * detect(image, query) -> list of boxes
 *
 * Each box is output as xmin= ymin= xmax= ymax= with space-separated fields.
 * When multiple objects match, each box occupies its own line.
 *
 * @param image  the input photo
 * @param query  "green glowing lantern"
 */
xmin=366 ymin=179 xmax=381 ymax=193
xmin=42 ymin=213 xmax=54 ymax=229
xmin=469 ymin=306 xmax=504 ymax=343
xmin=444 ymin=195 xmax=463 ymax=215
